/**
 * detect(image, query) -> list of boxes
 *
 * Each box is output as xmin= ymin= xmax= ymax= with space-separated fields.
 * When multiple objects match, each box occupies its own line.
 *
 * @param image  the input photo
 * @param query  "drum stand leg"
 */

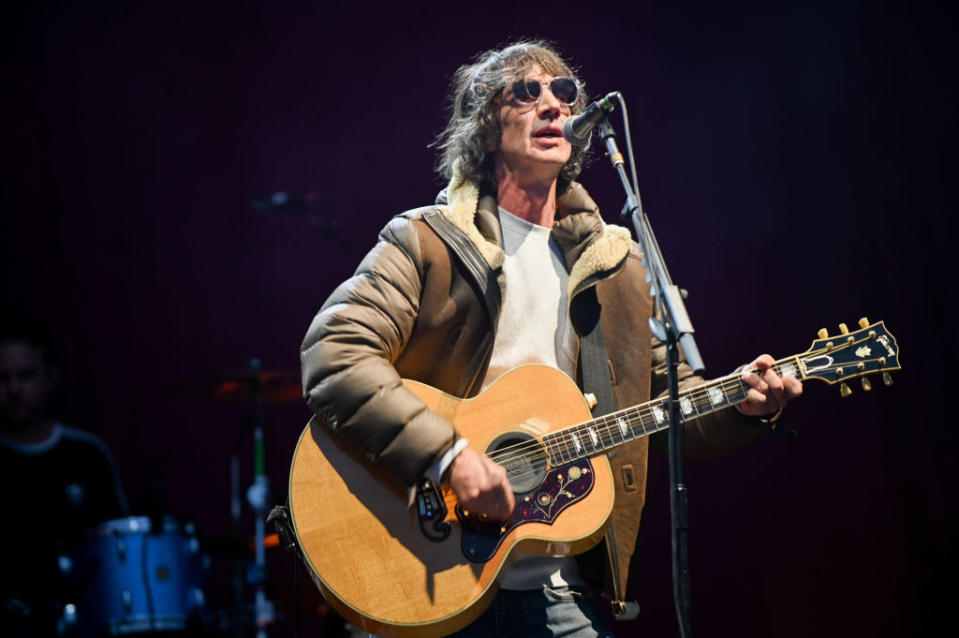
xmin=246 ymin=363 xmax=275 ymax=637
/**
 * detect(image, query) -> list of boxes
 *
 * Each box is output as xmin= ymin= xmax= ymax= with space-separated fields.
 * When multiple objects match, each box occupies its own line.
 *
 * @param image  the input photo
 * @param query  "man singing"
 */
xmin=300 ymin=40 xmax=802 ymax=637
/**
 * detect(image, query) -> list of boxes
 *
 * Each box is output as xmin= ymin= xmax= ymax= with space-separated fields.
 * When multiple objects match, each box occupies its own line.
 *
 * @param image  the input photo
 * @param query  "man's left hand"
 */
xmin=738 ymin=354 xmax=803 ymax=417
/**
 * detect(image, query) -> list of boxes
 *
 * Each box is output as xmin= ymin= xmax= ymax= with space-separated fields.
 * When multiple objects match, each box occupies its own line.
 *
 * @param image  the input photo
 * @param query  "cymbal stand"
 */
xmin=245 ymin=358 xmax=275 ymax=637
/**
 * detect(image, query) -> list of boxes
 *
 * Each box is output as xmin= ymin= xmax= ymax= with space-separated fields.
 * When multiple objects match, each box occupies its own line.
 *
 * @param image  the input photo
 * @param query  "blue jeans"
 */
xmin=443 ymin=585 xmax=615 ymax=638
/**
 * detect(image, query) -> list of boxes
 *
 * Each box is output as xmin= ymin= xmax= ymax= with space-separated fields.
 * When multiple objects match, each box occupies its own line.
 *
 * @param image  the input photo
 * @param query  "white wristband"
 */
xmin=425 ymin=438 xmax=470 ymax=485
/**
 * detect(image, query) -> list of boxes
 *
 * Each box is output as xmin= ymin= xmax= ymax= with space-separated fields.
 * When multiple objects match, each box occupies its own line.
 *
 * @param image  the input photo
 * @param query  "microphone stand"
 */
xmin=596 ymin=111 xmax=700 ymax=638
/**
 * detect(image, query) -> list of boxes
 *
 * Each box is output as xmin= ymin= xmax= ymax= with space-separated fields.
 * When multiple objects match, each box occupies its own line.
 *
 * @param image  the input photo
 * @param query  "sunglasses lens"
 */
xmin=550 ymin=78 xmax=578 ymax=105
xmin=509 ymin=78 xmax=578 ymax=105
xmin=511 ymin=80 xmax=541 ymax=104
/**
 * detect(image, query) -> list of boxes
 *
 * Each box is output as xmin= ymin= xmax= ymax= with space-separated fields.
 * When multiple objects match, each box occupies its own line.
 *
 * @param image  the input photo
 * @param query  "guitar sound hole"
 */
xmin=487 ymin=431 xmax=547 ymax=495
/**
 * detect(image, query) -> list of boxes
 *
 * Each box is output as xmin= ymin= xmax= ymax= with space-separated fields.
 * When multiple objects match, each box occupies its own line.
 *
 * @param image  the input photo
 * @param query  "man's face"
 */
xmin=495 ymin=64 xmax=574 ymax=181
xmin=0 ymin=342 xmax=56 ymax=427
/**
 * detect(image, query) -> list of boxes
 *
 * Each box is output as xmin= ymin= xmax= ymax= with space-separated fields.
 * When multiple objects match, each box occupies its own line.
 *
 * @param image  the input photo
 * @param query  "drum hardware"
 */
xmin=244 ymin=359 xmax=275 ymax=638
xmin=63 ymin=515 xmax=207 ymax=636
xmin=165 ymin=359 xmax=301 ymax=635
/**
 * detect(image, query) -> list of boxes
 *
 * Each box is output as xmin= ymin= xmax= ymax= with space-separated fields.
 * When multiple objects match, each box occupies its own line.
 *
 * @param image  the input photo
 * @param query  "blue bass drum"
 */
xmin=67 ymin=516 xmax=206 ymax=635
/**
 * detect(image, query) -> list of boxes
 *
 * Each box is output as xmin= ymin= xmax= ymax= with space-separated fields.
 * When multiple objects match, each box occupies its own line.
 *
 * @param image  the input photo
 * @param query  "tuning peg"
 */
xmin=883 ymin=372 xmax=893 ymax=386
xmin=840 ymin=382 xmax=852 ymax=397
xmin=839 ymin=323 xmax=850 ymax=335
xmin=861 ymin=377 xmax=872 ymax=391
xmin=858 ymin=317 xmax=870 ymax=329
xmin=817 ymin=328 xmax=828 ymax=339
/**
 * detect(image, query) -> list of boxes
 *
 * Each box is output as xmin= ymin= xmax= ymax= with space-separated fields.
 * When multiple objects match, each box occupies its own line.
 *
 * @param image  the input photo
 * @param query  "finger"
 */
xmin=741 ymin=369 xmax=768 ymax=393
xmin=484 ymin=488 xmax=514 ymax=520
xmin=495 ymin=471 xmax=515 ymax=516
xmin=763 ymin=369 xmax=785 ymax=395
xmin=753 ymin=354 xmax=775 ymax=370
xmin=783 ymin=375 xmax=803 ymax=398
xmin=501 ymin=487 xmax=516 ymax=517
xmin=745 ymin=388 xmax=767 ymax=405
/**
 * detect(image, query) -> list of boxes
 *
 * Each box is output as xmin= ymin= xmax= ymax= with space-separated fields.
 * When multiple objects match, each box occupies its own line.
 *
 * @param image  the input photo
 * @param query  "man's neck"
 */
xmin=0 ymin=418 xmax=57 ymax=445
xmin=495 ymin=161 xmax=560 ymax=228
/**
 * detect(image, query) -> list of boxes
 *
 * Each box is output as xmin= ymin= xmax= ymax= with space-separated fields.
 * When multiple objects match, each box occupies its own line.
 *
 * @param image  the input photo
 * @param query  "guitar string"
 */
xmin=486 ymin=356 xmax=798 ymax=465
xmin=492 ymin=334 xmax=888 ymax=464
xmin=493 ymin=339 xmax=879 ymax=473
xmin=489 ymin=365 xmax=773 ymax=466
xmin=495 ymin=356 xmax=850 ymax=471
xmin=488 ymin=370 xmax=756 ymax=467
xmin=486 ymin=340 xmax=888 ymax=469
xmin=494 ymin=353 xmax=878 ymax=482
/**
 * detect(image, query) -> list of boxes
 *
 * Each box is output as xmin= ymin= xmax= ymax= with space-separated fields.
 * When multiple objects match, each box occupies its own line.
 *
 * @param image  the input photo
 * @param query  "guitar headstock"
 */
xmin=798 ymin=318 xmax=901 ymax=394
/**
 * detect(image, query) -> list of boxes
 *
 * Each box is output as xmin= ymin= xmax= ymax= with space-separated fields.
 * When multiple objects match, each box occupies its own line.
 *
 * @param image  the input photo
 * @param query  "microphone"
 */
xmin=562 ymin=92 xmax=619 ymax=145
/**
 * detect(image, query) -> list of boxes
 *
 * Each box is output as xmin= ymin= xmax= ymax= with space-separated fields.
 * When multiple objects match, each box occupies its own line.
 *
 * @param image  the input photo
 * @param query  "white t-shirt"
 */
xmin=481 ymin=208 xmax=577 ymax=389
xmin=483 ymin=207 xmax=584 ymax=590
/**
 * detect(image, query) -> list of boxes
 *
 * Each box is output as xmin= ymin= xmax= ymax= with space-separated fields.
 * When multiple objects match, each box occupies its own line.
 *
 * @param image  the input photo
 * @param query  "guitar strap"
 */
xmin=572 ymin=287 xmax=633 ymax=613
xmin=574 ymin=287 xmax=616 ymax=418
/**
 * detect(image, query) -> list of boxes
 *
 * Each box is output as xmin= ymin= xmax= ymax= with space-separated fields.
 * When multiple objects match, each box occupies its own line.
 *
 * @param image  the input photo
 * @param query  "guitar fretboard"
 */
xmin=541 ymin=358 xmax=802 ymax=465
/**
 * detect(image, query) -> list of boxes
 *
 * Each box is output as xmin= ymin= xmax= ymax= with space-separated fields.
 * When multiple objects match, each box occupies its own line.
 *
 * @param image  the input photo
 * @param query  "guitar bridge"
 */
xmin=416 ymin=480 xmax=451 ymax=542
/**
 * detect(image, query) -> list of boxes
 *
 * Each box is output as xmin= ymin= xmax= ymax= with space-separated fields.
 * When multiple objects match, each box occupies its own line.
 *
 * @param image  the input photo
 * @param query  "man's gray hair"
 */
xmin=433 ymin=40 xmax=590 ymax=191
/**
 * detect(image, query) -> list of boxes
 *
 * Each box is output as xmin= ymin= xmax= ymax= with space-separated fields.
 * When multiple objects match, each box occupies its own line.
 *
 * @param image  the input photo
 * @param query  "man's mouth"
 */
xmin=533 ymin=126 xmax=563 ymax=139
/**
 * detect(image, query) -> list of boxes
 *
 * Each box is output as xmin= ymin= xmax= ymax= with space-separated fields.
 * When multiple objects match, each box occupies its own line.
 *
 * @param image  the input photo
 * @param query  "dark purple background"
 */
xmin=4 ymin=1 xmax=956 ymax=636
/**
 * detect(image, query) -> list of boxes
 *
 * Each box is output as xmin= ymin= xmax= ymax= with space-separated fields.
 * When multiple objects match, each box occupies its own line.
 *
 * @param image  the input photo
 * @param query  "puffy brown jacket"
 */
xmin=300 ymin=177 xmax=762 ymax=600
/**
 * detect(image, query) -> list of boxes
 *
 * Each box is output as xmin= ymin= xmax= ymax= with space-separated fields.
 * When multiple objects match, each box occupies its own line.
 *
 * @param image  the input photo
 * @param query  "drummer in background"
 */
xmin=0 ymin=314 xmax=128 ymax=636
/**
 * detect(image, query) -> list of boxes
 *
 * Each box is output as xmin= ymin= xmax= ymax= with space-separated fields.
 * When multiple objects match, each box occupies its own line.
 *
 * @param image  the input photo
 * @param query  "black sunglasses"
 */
xmin=509 ymin=77 xmax=579 ymax=106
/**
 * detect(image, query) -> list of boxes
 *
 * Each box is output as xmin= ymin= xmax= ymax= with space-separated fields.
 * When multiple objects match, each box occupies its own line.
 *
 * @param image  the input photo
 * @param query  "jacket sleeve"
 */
xmin=649 ymin=339 xmax=765 ymax=458
xmin=300 ymin=215 xmax=457 ymax=488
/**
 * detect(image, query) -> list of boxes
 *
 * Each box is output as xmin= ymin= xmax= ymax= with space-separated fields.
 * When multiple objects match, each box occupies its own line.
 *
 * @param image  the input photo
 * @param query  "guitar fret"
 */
xmin=560 ymin=433 xmax=574 ymax=462
xmin=579 ymin=426 xmax=595 ymax=454
xmin=570 ymin=431 xmax=583 ymax=454
xmin=547 ymin=433 xmax=570 ymax=464
xmin=587 ymin=426 xmax=599 ymax=449
xmin=597 ymin=420 xmax=617 ymax=448
xmin=691 ymin=391 xmax=710 ymax=415
xmin=545 ymin=438 xmax=563 ymax=464
xmin=544 ymin=352 xmax=818 ymax=468
xmin=633 ymin=408 xmax=650 ymax=435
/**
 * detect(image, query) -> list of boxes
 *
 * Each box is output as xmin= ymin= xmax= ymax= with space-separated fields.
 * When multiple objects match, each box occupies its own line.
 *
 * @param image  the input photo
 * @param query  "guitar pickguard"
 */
xmin=457 ymin=459 xmax=595 ymax=563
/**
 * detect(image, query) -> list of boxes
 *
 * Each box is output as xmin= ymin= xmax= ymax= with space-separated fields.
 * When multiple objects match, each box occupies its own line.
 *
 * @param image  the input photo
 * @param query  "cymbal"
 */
xmin=165 ymin=370 xmax=302 ymax=404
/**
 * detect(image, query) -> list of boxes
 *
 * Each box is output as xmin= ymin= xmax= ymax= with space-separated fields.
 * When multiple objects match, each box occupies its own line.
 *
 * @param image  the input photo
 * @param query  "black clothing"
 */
xmin=0 ymin=424 xmax=127 ymax=633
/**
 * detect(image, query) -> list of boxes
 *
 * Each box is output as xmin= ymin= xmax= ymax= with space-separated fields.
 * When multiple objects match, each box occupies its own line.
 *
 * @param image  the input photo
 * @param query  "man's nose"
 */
xmin=537 ymin=86 xmax=563 ymax=118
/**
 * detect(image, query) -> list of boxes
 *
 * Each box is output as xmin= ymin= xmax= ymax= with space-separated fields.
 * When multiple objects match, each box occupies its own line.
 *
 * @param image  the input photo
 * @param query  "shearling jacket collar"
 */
xmin=434 ymin=177 xmax=633 ymax=297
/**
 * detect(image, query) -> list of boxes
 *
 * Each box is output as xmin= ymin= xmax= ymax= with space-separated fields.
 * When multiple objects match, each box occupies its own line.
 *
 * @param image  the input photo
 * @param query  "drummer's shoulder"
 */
xmin=58 ymin=425 xmax=124 ymax=474
xmin=59 ymin=424 xmax=111 ymax=452
xmin=60 ymin=424 xmax=129 ymax=514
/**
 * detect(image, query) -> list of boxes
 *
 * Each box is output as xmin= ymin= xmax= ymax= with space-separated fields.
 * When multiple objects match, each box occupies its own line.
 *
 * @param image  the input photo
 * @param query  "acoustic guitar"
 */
xmin=288 ymin=318 xmax=900 ymax=637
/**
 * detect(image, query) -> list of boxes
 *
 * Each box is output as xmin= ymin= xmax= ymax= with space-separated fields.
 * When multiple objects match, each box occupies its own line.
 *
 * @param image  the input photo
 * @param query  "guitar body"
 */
xmin=288 ymin=365 xmax=615 ymax=637
xmin=289 ymin=318 xmax=902 ymax=637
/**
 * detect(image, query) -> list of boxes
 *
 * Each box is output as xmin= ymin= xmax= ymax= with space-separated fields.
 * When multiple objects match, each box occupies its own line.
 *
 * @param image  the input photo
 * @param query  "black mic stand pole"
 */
xmin=597 ymin=115 xmax=701 ymax=638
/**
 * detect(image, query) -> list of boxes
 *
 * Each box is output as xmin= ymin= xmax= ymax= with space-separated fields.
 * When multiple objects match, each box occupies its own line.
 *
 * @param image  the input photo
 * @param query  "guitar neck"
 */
xmin=541 ymin=357 xmax=803 ymax=465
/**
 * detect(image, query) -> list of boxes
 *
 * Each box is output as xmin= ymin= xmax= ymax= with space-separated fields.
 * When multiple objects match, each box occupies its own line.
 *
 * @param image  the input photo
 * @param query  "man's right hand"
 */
xmin=446 ymin=446 xmax=515 ymax=521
